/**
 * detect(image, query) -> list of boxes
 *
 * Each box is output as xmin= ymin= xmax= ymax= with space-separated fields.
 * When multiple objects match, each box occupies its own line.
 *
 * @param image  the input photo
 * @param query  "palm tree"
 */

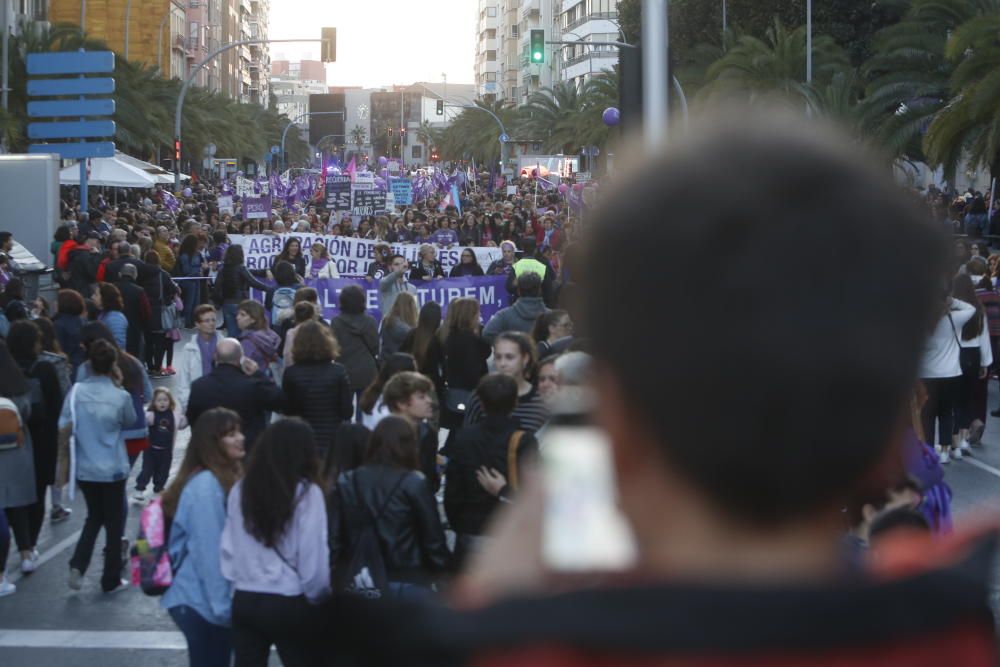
xmin=414 ymin=120 xmax=440 ymax=163
xmin=922 ymin=2 xmax=1000 ymax=183
xmin=859 ymin=0 xmax=974 ymax=163
xmin=517 ymin=82 xmax=587 ymax=154
xmin=438 ymin=100 xmax=516 ymax=164
xmin=698 ymin=19 xmax=849 ymax=109
xmin=349 ymin=124 xmax=368 ymax=153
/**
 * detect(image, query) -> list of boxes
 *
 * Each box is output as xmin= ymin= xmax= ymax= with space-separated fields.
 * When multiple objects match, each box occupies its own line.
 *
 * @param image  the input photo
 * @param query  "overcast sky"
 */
xmin=269 ymin=0 xmax=477 ymax=87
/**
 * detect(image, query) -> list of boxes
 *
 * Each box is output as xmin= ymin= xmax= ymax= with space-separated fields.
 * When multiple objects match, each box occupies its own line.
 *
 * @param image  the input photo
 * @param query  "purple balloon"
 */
xmin=572 ymin=183 xmax=585 ymax=193
xmin=378 ymin=156 xmax=388 ymax=167
xmin=602 ymin=107 xmax=621 ymax=127
xmin=379 ymin=168 xmax=388 ymax=179
xmin=558 ymin=183 xmax=569 ymax=194
xmin=182 ymin=187 xmax=192 ymax=198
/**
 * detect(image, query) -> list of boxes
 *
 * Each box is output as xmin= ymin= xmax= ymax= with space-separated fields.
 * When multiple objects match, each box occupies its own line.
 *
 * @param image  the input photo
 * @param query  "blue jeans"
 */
xmin=222 ymin=303 xmax=240 ymax=337
xmin=181 ymin=281 xmax=201 ymax=328
xmin=386 ymin=581 xmax=434 ymax=602
xmin=169 ymin=605 xmax=233 ymax=667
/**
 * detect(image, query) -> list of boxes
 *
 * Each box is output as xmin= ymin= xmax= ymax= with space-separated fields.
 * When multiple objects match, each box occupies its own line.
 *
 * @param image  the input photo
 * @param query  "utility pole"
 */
xmin=2 ymin=0 xmax=9 ymax=119
xmin=642 ymin=0 xmax=669 ymax=148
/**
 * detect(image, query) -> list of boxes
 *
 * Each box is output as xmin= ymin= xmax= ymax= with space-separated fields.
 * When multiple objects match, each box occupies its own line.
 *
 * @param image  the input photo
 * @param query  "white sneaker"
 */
xmin=68 ymin=567 xmax=83 ymax=591
xmin=935 ymin=443 xmax=943 ymax=454
xmin=20 ymin=551 xmax=37 ymax=575
xmin=959 ymin=439 xmax=971 ymax=453
xmin=953 ymin=447 xmax=964 ymax=460
xmin=940 ymin=450 xmax=951 ymax=464
xmin=132 ymin=489 xmax=147 ymax=503
xmin=0 ymin=576 xmax=15 ymax=597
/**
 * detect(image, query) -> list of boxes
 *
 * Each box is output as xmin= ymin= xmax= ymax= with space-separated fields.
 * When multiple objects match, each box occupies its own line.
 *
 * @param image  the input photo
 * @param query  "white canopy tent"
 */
xmin=59 ymin=152 xmax=191 ymax=188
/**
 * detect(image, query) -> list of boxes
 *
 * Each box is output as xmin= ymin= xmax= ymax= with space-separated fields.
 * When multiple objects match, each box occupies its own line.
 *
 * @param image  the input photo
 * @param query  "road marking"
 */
xmin=5 ymin=530 xmax=81 ymax=583
xmin=961 ymin=456 xmax=1000 ymax=479
xmin=0 ymin=629 xmax=186 ymax=650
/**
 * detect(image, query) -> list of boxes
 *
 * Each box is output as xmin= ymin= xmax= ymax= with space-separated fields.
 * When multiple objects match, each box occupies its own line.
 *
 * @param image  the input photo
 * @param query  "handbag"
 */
xmin=445 ymin=387 xmax=472 ymax=413
xmin=56 ymin=385 xmax=79 ymax=500
xmin=948 ymin=312 xmax=980 ymax=375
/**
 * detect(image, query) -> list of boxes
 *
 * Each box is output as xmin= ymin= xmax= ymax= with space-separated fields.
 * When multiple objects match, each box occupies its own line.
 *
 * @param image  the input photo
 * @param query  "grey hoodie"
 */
xmin=482 ymin=296 xmax=549 ymax=344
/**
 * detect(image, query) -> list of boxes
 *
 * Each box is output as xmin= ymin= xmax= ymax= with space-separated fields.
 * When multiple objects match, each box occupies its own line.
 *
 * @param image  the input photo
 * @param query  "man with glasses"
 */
xmin=176 ymin=304 xmax=222 ymax=410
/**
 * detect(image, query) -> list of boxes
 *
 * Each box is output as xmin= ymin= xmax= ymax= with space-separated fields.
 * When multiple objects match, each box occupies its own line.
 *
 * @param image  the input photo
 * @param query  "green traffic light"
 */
xmin=533 ymin=51 xmax=542 ymax=61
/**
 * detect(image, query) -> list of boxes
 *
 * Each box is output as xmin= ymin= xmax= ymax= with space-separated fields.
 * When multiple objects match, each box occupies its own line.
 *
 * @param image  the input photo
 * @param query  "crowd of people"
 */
xmin=1 ymin=115 xmax=1000 ymax=666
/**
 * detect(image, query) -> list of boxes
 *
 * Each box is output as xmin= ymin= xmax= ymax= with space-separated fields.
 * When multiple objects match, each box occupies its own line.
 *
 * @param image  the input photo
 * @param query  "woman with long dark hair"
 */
xmin=330 ymin=285 xmax=379 ymax=422
xmin=221 ymin=419 xmax=330 ymax=666
xmin=177 ymin=234 xmax=205 ymax=328
xmin=400 ymin=301 xmax=444 ymax=396
xmin=4 ymin=321 xmax=63 ymax=576
xmin=141 ymin=250 xmax=179 ymax=377
xmin=0 ymin=339 xmax=34 ymax=596
xmin=439 ymin=297 xmax=490 ymax=430
xmin=215 ymin=244 xmax=273 ymax=337
xmin=331 ymin=416 xmax=451 ymax=599
xmin=162 ymin=408 xmax=245 ymax=667
xmin=448 ymin=248 xmax=485 ymax=278
xmin=282 ymin=322 xmax=353 ymax=460
xmin=276 ymin=238 xmax=306 ymax=278
xmin=532 ymin=309 xmax=573 ymax=356
xmin=379 ymin=292 xmax=419 ymax=362
xmin=952 ymin=274 xmax=993 ymax=455
xmin=62 ymin=339 xmax=136 ymax=593
xmin=462 ymin=331 xmax=549 ymax=432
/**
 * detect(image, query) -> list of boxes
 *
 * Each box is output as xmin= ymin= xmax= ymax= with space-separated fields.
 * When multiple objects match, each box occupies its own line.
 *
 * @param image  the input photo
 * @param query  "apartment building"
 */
xmin=554 ymin=0 xmax=619 ymax=90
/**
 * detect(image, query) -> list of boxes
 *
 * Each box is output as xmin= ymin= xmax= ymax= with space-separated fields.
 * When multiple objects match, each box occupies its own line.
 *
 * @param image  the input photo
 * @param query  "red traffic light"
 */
xmin=174 ymin=140 xmax=181 ymax=161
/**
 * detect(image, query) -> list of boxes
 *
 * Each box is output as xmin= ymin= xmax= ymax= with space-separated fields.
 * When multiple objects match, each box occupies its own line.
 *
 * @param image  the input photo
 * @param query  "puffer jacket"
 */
xmin=282 ymin=361 xmax=353 ymax=456
xmin=240 ymin=328 xmax=281 ymax=370
xmin=330 ymin=313 xmax=379 ymax=391
xmin=330 ymin=464 xmax=452 ymax=584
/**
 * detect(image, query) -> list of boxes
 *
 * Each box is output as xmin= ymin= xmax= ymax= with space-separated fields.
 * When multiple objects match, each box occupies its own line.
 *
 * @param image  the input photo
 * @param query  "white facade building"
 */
xmin=475 ymin=0 xmax=501 ymax=101
xmin=555 ymin=0 xmax=619 ymax=90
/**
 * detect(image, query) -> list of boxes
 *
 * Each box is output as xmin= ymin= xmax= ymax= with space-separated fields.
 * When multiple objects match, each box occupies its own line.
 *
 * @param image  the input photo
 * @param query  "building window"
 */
xmin=511 ymin=25 xmax=519 ymax=38
xmin=484 ymin=72 xmax=497 ymax=82
xmin=486 ymin=50 xmax=497 ymax=61
xmin=412 ymin=145 xmax=422 ymax=159
xmin=510 ymin=86 xmax=518 ymax=99
xmin=486 ymin=6 xmax=497 ymax=17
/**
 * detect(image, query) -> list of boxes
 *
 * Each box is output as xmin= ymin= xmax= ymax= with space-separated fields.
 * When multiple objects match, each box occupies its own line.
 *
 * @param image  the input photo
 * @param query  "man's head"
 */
xmin=194 ymin=304 xmax=217 ymax=337
xmin=476 ymin=373 xmax=518 ymax=418
xmin=215 ymin=337 xmax=243 ymax=367
xmin=0 ymin=231 xmax=12 ymax=252
xmin=383 ymin=371 xmax=434 ymax=422
xmin=583 ymin=109 xmax=947 ymax=530
xmin=120 ymin=264 xmax=138 ymax=281
xmin=389 ymin=254 xmax=408 ymax=273
xmin=156 ymin=226 xmax=169 ymax=241
xmin=517 ymin=271 xmax=542 ymax=299
xmin=116 ymin=241 xmax=132 ymax=258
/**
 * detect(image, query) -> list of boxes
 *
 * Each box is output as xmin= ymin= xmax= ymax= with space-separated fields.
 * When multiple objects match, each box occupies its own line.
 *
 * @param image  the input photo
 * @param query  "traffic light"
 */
xmin=174 ymin=139 xmax=181 ymax=162
xmin=430 ymin=148 xmax=440 ymax=162
xmin=436 ymin=99 xmax=444 ymax=115
xmin=530 ymin=30 xmax=545 ymax=63
xmin=321 ymin=27 xmax=337 ymax=63
xmin=387 ymin=127 xmax=393 ymax=136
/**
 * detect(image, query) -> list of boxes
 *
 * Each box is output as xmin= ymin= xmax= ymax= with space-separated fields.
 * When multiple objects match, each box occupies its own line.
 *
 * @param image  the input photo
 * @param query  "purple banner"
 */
xmin=244 ymin=195 xmax=272 ymax=219
xmin=248 ymin=275 xmax=510 ymax=323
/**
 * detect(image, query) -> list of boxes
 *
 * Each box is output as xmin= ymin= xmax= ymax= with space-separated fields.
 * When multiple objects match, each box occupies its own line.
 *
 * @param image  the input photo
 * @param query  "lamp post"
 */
xmin=174 ymin=37 xmax=323 ymax=190
xmin=642 ymin=0 xmax=669 ymax=147
xmin=806 ymin=0 xmax=813 ymax=85
xmin=446 ymin=103 xmax=509 ymax=174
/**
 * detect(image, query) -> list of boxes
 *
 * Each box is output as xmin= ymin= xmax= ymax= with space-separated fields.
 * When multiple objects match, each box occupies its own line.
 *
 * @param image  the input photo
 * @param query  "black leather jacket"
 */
xmin=330 ymin=464 xmax=452 ymax=583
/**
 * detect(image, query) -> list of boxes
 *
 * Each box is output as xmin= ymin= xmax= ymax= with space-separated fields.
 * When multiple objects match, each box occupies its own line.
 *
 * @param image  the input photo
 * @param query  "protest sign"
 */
xmin=506 ymin=185 xmax=517 ymax=195
xmin=217 ymin=195 xmax=233 ymax=215
xmin=352 ymin=189 xmax=387 ymax=216
xmin=230 ymin=234 xmax=501 ymax=276
xmin=248 ymin=275 xmax=509 ymax=323
xmin=325 ymin=175 xmax=351 ymax=211
xmin=243 ymin=195 xmax=271 ymax=220
xmin=390 ymin=178 xmax=413 ymax=205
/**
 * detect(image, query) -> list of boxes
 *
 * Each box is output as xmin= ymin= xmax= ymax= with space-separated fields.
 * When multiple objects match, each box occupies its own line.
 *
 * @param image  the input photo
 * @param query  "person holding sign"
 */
xmin=379 ymin=255 xmax=418 ymax=317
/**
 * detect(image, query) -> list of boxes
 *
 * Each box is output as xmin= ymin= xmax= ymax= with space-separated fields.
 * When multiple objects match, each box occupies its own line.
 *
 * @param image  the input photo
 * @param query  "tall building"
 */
xmin=47 ymin=0 xmax=267 ymax=103
xmin=554 ymin=0 xmax=619 ymax=90
xmin=271 ymin=58 xmax=331 ymax=150
xmin=476 ymin=0 xmax=560 ymax=106
xmin=49 ymin=0 xmax=186 ymax=76
xmin=474 ymin=0 xmax=499 ymax=102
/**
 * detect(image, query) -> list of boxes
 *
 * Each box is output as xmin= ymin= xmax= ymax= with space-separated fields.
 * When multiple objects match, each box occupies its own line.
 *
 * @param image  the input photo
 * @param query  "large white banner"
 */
xmin=229 ymin=234 xmax=502 ymax=277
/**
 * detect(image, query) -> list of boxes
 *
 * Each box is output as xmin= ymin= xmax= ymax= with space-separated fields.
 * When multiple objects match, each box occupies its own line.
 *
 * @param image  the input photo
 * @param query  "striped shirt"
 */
xmin=463 ymin=386 xmax=549 ymax=433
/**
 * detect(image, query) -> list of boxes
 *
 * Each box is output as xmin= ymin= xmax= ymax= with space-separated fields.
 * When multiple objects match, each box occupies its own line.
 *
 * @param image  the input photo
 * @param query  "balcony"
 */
xmin=520 ymin=0 xmax=539 ymax=19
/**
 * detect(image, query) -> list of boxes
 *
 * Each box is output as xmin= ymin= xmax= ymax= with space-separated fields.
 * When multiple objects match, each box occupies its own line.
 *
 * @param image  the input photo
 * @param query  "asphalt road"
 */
xmin=2 ymin=365 xmax=1000 ymax=666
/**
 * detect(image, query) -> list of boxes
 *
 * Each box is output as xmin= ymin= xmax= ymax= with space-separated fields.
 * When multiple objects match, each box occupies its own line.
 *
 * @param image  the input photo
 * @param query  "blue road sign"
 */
xmin=271 ymin=145 xmax=280 ymax=154
xmin=28 ymin=99 xmax=116 ymax=118
xmin=28 ymin=120 xmax=116 ymax=140
xmin=28 ymin=142 xmax=116 ymax=159
xmin=28 ymin=77 xmax=116 ymax=97
xmin=26 ymin=51 xmax=115 ymax=75
xmin=499 ymin=133 xmax=509 ymax=144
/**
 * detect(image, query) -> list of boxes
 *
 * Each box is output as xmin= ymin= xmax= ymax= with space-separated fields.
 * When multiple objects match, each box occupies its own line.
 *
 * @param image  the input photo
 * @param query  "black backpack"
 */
xmin=337 ymin=472 xmax=407 ymax=599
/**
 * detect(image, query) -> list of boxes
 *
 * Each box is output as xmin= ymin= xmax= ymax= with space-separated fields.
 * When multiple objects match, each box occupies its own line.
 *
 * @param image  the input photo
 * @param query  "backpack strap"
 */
xmin=352 ymin=470 xmax=408 ymax=527
xmin=507 ymin=430 xmax=526 ymax=492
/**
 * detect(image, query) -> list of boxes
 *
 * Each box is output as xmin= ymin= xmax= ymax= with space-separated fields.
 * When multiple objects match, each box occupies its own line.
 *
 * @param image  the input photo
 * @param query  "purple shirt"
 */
xmin=196 ymin=334 xmax=217 ymax=377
